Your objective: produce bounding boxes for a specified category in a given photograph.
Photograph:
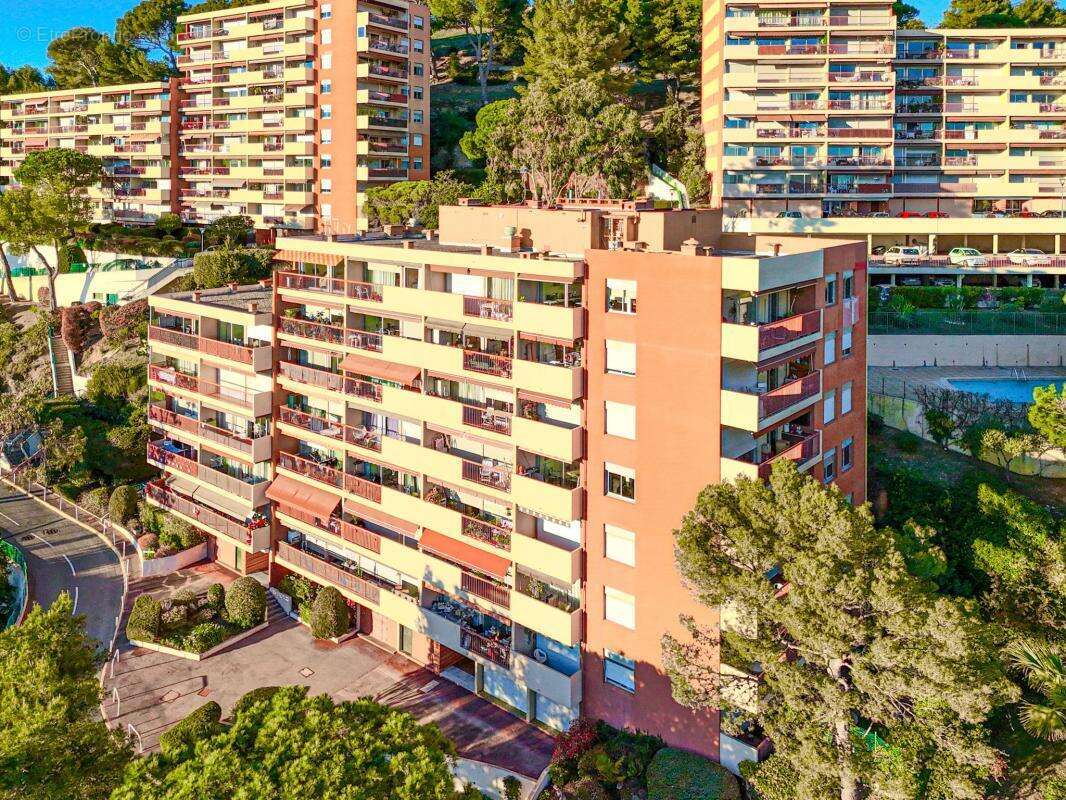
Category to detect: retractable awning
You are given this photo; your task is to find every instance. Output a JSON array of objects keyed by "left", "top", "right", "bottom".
[
  {"left": 274, "top": 250, "right": 343, "bottom": 267},
  {"left": 339, "top": 352, "right": 421, "bottom": 385},
  {"left": 346, "top": 499, "right": 418, "bottom": 535},
  {"left": 420, "top": 528, "right": 511, "bottom": 579},
  {"left": 266, "top": 474, "right": 340, "bottom": 519}
]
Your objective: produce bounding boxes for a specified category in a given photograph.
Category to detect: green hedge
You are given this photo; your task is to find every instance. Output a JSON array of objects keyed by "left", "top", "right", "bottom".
[
  {"left": 869, "top": 285, "right": 1064, "bottom": 313},
  {"left": 646, "top": 748, "right": 741, "bottom": 800},
  {"left": 108, "top": 485, "right": 139, "bottom": 525},
  {"left": 185, "top": 623, "right": 226, "bottom": 654},
  {"left": 126, "top": 594, "right": 162, "bottom": 642},
  {"left": 225, "top": 577, "right": 266, "bottom": 629},
  {"left": 231, "top": 686, "right": 283, "bottom": 717},
  {"left": 158, "top": 701, "right": 223, "bottom": 760},
  {"left": 310, "top": 586, "right": 350, "bottom": 639}
]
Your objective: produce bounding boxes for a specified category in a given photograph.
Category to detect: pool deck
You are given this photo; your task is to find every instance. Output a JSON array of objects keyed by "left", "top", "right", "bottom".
[{"left": 869, "top": 366, "right": 1066, "bottom": 401}]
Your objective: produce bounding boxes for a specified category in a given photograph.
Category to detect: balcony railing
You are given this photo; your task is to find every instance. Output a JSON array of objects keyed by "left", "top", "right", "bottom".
[
  {"left": 460, "top": 626, "right": 510, "bottom": 666},
  {"left": 461, "top": 458, "right": 512, "bottom": 492},
  {"left": 742, "top": 428, "right": 821, "bottom": 479},
  {"left": 758, "top": 372, "right": 821, "bottom": 418},
  {"left": 460, "top": 514, "right": 512, "bottom": 550},
  {"left": 279, "top": 316, "right": 345, "bottom": 345},
  {"left": 461, "top": 572, "right": 511, "bottom": 608},
  {"left": 278, "top": 361, "right": 345, "bottom": 392},
  {"left": 149, "top": 365, "right": 264, "bottom": 411},
  {"left": 461, "top": 404, "right": 512, "bottom": 435},
  {"left": 146, "top": 480, "right": 262, "bottom": 546},
  {"left": 148, "top": 325, "right": 268, "bottom": 367},
  {"left": 463, "top": 350, "right": 512, "bottom": 378},
  {"left": 278, "top": 407, "right": 383, "bottom": 453},
  {"left": 345, "top": 472, "right": 383, "bottom": 504},
  {"left": 276, "top": 541, "right": 382, "bottom": 604},
  {"left": 279, "top": 451, "right": 344, "bottom": 490},
  {"left": 147, "top": 441, "right": 199, "bottom": 477},
  {"left": 277, "top": 504, "right": 383, "bottom": 554}
]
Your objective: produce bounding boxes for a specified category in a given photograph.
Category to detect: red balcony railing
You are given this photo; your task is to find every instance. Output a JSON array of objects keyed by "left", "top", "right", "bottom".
[
  {"left": 461, "top": 459, "right": 512, "bottom": 492},
  {"left": 279, "top": 451, "right": 344, "bottom": 489},
  {"left": 461, "top": 404, "right": 512, "bottom": 435},
  {"left": 146, "top": 481, "right": 259, "bottom": 546},
  {"left": 758, "top": 372, "right": 822, "bottom": 418},
  {"left": 756, "top": 429, "right": 820, "bottom": 479},
  {"left": 463, "top": 350, "right": 512, "bottom": 378},
  {"left": 346, "top": 331, "right": 384, "bottom": 352},
  {"left": 345, "top": 472, "right": 383, "bottom": 504},
  {"left": 460, "top": 514, "right": 512, "bottom": 550},
  {"left": 280, "top": 317, "right": 345, "bottom": 345},
  {"left": 346, "top": 281, "right": 384, "bottom": 302},
  {"left": 147, "top": 441, "right": 199, "bottom": 477},
  {"left": 276, "top": 541, "right": 381, "bottom": 604},
  {"left": 345, "top": 377, "right": 384, "bottom": 402},
  {"left": 461, "top": 572, "right": 511, "bottom": 608},
  {"left": 148, "top": 325, "right": 199, "bottom": 350},
  {"left": 756, "top": 309, "right": 821, "bottom": 351},
  {"left": 278, "top": 361, "right": 345, "bottom": 393},
  {"left": 276, "top": 504, "right": 383, "bottom": 554}
]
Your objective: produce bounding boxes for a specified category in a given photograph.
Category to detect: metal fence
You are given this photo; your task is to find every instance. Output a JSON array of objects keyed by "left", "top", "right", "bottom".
[{"left": 870, "top": 310, "right": 1066, "bottom": 336}]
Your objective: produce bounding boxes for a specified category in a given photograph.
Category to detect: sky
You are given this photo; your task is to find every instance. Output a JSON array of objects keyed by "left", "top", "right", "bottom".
[{"left": 0, "top": 0, "right": 955, "bottom": 70}]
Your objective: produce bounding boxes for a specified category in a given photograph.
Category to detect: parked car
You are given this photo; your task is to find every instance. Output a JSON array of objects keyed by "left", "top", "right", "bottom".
[
  {"left": 870, "top": 211, "right": 890, "bottom": 218},
  {"left": 925, "top": 211, "right": 948, "bottom": 218},
  {"left": 1007, "top": 248, "right": 1051, "bottom": 266},
  {"left": 948, "top": 247, "right": 987, "bottom": 267},
  {"left": 898, "top": 276, "right": 923, "bottom": 286},
  {"left": 776, "top": 210, "right": 804, "bottom": 218},
  {"left": 895, "top": 210, "right": 923, "bottom": 218},
  {"left": 883, "top": 246, "right": 925, "bottom": 265},
  {"left": 871, "top": 245, "right": 887, "bottom": 255},
  {"left": 931, "top": 277, "right": 957, "bottom": 287}
]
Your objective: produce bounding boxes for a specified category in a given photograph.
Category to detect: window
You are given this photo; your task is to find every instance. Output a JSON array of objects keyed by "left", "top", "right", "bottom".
[
  {"left": 413, "top": 133, "right": 423, "bottom": 146},
  {"left": 605, "top": 463, "right": 636, "bottom": 501},
  {"left": 605, "top": 587, "right": 636, "bottom": 629},
  {"left": 605, "top": 401, "right": 636, "bottom": 440},
  {"left": 320, "top": 79, "right": 332, "bottom": 94},
  {"left": 823, "top": 448, "right": 836, "bottom": 482},
  {"left": 321, "top": 3, "right": 331, "bottom": 18},
  {"left": 321, "top": 53, "right": 332, "bottom": 69},
  {"left": 843, "top": 269, "right": 854, "bottom": 299},
  {"left": 320, "top": 178, "right": 331, "bottom": 193},
  {"left": 413, "top": 87, "right": 423, "bottom": 100},
  {"left": 320, "top": 104, "right": 331, "bottom": 119},
  {"left": 824, "top": 273, "right": 837, "bottom": 305},
  {"left": 321, "top": 203, "right": 332, "bottom": 218},
  {"left": 321, "top": 29, "right": 332, "bottom": 44},
  {"left": 413, "top": 158, "right": 423, "bottom": 170},
  {"left": 841, "top": 380, "right": 853, "bottom": 415},
  {"left": 605, "top": 524, "right": 636, "bottom": 566},
  {"left": 604, "top": 649, "right": 636, "bottom": 692},
  {"left": 824, "top": 331, "right": 836, "bottom": 365},
  {"left": 606, "top": 278, "right": 637, "bottom": 313},
  {"left": 320, "top": 154, "right": 332, "bottom": 168},
  {"left": 321, "top": 128, "right": 332, "bottom": 144},
  {"left": 823, "top": 389, "right": 836, "bottom": 424},
  {"left": 842, "top": 326, "right": 853, "bottom": 356},
  {"left": 414, "top": 64, "right": 424, "bottom": 76},
  {"left": 606, "top": 340, "right": 636, "bottom": 375},
  {"left": 413, "top": 110, "right": 423, "bottom": 123},
  {"left": 414, "top": 40, "right": 424, "bottom": 52},
  {"left": 841, "top": 438, "right": 853, "bottom": 472},
  {"left": 398, "top": 624, "right": 413, "bottom": 654},
  {"left": 414, "top": 14, "right": 425, "bottom": 28}
]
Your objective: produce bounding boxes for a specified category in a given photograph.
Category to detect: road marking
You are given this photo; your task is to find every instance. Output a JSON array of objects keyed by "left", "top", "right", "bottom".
[
  {"left": 72, "top": 586, "right": 78, "bottom": 615},
  {"left": 62, "top": 554, "right": 76, "bottom": 576},
  {"left": 0, "top": 510, "right": 20, "bottom": 526}
]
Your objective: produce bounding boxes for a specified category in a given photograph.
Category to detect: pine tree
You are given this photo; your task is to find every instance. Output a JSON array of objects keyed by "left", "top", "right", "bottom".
[
  {"left": 662, "top": 461, "right": 1018, "bottom": 800},
  {"left": 1014, "top": 0, "right": 1066, "bottom": 25},
  {"left": 939, "top": 0, "right": 1021, "bottom": 27}
]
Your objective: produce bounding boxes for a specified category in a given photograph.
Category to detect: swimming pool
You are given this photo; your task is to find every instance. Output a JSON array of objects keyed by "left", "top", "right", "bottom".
[{"left": 946, "top": 378, "right": 1063, "bottom": 404}]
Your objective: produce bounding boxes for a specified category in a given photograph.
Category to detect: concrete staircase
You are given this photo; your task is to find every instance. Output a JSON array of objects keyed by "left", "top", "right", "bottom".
[
  {"left": 49, "top": 335, "right": 75, "bottom": 397},
  {"left": 266, "top": 591, "right": 288, "bottom": 625}
]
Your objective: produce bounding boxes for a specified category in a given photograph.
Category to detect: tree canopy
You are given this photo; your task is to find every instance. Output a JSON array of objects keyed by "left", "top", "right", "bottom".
[
  {"left": 1029, "top": 384, "right": 1066, "bottom": 449},
  {"left": 624, "top": 0, "right": 701, "bottom": 89},
  {"left": 938, "top": 0, "right": 1066, "bottom": 26},
  {"left": 0, "top": 593, "right": 132, "bottom": 800},
  {"left": 663, "top": 462, "right": 1018, "bottom": 800},
  {"left": 431, "top": 0, "right": 524, "bottom": 105},
  {"left": 363, "top": 171, "right": 476, "bottom": 229},
  {"left": 46, "top": 27, "right": 167, "bottom": 89},
  {"left": 110, "top": 686, "right": 461, "bottom": 800},
  {"left": 116, "top": 0, "right": 185, "bottom": 74}
]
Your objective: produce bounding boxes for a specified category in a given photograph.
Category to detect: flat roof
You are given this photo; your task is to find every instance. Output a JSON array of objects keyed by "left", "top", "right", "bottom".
[
  {"left": 158, "top": 283, "right": 272, "bottom": 312},
  {"left": 286, "top": 232, "right": 582, "bottom": 262},
  {"left": 1, "top": 82, "right": 170, "bottom": 103}
]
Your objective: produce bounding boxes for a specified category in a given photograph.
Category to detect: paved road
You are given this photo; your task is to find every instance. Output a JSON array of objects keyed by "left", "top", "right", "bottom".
[{"left": 0, "top": 484, "right": 124, "bottom": 650}]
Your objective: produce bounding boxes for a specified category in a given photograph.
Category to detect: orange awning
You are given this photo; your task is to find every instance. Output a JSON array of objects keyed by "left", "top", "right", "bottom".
[
  {"left": 420, "top": 528, "right": 511, "bottom": 579},
  {"left": 266, "top": 474, "right": 340, "bottom": 519},
  {"left": 340, "top": 353, "right": 421, "bottom": 385},
  {"left": 346, "top": 499, "right": 418, "bottom": 535},
  {"left": 274, "top": 250, "right": 343, "bottom": 267}
]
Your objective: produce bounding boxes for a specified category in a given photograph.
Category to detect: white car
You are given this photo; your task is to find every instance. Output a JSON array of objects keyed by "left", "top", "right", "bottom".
[
  {"left": 1007, "top": 248, "right": 1051, "bottom": 266},
  {"left": 883, "top": 246, "right": 925, "bottom": 265},
  {"left": 776, "top": 210, "right": 803, "bottom": 219},
  {"left": 948, "top": 247, "right": 987, "bottom": 267}
]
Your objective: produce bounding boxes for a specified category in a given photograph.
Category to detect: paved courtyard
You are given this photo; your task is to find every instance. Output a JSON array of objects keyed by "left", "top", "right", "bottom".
[{"left": 104, "top": 566, "right": 554, "bottom": 779}]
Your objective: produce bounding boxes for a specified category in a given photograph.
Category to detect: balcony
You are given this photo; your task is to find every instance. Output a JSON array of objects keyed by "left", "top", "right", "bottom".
[
  {"left": 146, "top": 480, "right": 269, "bottom": 550},
  {"left": 425, "top": 595, "right": 512, "bottom": 667},
  {"left": 511, "top": 469, "right": 583, "bottom": 524},
  {"left": 147, "top": 405, "right": 270, "bottom": 462},
  {"left": 721, "top": 309, "right": 822, "bottom": 362},
  {"left": 147, "top": 441, "right": 269, "bottom": 505},
  {"left": 147, "top": 325, "right": 272, "bottom": 372},
  {"left": 423, "top": 481, "right": 513, "bottom": 551},
  {"left": 148, "top": 364, "right": 272, "bottom": 417},
  {"left": 721, "top": 372, "right": 822, "bottom": 432},
  {"left": 276, "top": 504, "right": 383, "bottom": 554},
  {"left": 278, "top": 407, "right": 383, "bottom": 454},
  {"left": 512, "top": 575, "right": 581, "bottom": 647},
  {"left": 275, "top": 540, "right": 383, "bottom": 606},
  {"left": 720, "top": 427, "right": 822, "bottom": 483}
]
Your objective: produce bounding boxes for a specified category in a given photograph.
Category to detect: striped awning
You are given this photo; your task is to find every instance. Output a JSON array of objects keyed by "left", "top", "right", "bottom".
[{"left": 274, "top": 250, "right": 343, "bottom": 267}]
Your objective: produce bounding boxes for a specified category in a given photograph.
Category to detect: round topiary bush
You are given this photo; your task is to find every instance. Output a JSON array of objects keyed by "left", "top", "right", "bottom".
[
  {"left": 109, "top": 484, "right": 139, "bottom": 525},
  {"left": 206, "top": 583, "right": 225, "bottom": 611},
  {"left": 161, "top": 604, "right": 189, "bottom": 629},
  {"left": 160, "top": 515, "right": 204, "bottom": 551},
  {"left": 172, "top": 588, "right": 198, "bottom": 607},
  {"left": 126, "top": 594, "right": 162, "bottom": 642},
  {"left": 232, "top": 686, "right": 283, "bottom": 717},
  {"left": 310, "top": 585, "right": 350, "bottom": 640},
  {"left": 185, "top": 622, "right": 226, "bottom": 654},
  {"left": 646, "top": 747, "right": 741, "bottom": 800},
  {"left": 225, "top": 577, "right": 266, "bottom": 629},
  {"left": 158, "top": 701, "right": 223, "bottom": 760}
]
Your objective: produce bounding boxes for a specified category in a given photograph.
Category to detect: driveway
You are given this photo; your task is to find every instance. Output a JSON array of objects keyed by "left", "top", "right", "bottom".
[
  {"left": 0, "top": 484, "right": 124, "bottom": 650},
  {"left": 104, "top": 570, "right": 555, "bottom": 779}
]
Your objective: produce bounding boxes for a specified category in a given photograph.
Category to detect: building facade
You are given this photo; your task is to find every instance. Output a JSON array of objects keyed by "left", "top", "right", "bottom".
[
  {"left": 702, "top": 5, "right": 1066, "bottom": 256},
  {"left": 0, "top": 0, "right": 431, "bottom": 237},
  {"left": 146, "top": 201, "right": 867, "bottom": 761},
  {"left": 0, "top": 81, "right": 179, "bottom": 224}
]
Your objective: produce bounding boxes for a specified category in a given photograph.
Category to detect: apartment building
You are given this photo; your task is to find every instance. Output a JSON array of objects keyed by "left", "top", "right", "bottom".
[
  {"left": 702, "top": 4, "right": 1066, "bottom": 256},
  {"left": 146, "top": 284, "right": 275, "bottom": 575},
  {"left": 196, "top": 199, "right": 866, "bottom": 758},
  {"left": 0, "top": 81, "right": 179, "bottom": 224},
  {"left": 175, "top": 0, "right": 431, "bottom": 235}
]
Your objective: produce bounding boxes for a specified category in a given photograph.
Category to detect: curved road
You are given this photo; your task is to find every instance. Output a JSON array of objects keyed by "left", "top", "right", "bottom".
[{"left": 0, "top": 483, "right": 124, "bottom": 649}]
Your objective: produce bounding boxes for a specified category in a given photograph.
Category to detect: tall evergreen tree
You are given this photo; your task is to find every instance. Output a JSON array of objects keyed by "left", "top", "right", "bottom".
[
  {"left": 46, "top": 28, "right": 166, "bottom": 89},
  {"left": 116, "top": 0, "right": 186, "bottom": 75},
  {"left": 939, "top": 0, "right": 1021, "bottom": 27},
  {"left": 430, "top": 0, "right": 521, "bottom": 106},
  {"left": 625, "top": 0, "right": 701, "bottom": 90},
  {"left": 662, "top": 462, "right": 1018, "bottom": 800},
  {"left": 1014, "top": 0, "right": 1066, "bottom": 24}
]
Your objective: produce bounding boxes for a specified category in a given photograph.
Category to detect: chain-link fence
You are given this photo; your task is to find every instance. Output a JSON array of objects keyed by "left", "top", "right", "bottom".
[{"left": 870, "top": 311, "right": 1066, "bottom": 336}]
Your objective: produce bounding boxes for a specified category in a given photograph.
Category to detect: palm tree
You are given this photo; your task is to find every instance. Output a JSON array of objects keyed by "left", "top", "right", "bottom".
[{"left": 1005, "top": 640, "right": 1066, "bottom": 742}]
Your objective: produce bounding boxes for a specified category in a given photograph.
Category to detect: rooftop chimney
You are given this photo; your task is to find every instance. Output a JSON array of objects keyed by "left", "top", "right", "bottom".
[
  {"left": 772, "top": 243, "right": 783, "bottom": 257},
  {"left": 249, "top": 301, "right": 258, "bottom": 313},
  {"left": 680, "top": 238, "right": 700, "bottom": 256},
  {"left": 480, "top": 244, "right": 494, "bottom": 255},
  {"left": 402, "top": 240, "right": 416, "bottom": 249}
]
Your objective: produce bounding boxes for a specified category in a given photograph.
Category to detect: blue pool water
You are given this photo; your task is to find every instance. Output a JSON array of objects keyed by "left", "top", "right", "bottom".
[{"left": 946, "top": 379, "right": 1064, "bottom": 404}]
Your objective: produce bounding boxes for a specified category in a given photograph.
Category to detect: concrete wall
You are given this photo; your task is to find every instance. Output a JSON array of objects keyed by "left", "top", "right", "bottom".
[
  {"left": 870, "top": 336, "right": 1065, "bottom": 367},
  {"left": 452, "top": 758, "right": 536, "bottom": 800}
]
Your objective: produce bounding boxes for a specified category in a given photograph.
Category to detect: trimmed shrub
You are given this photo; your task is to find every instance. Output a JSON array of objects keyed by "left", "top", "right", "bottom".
[
  {"left": 172, "top": 588, "right": 198, "bottom": 607},
  {"left": 186, "top": 622, "right": 226, "bottom": 654},
  {"left": 158, "top": 701, "right": 223, "bottom": 760},
  {"left": 126, "top": 594, "right": 162, "bottom": 642},
  {"left": 155, "top": 213, "right": 183, "bottom": 235},
  {"left": 646, "top": 748, "right": 741, "bottom": 800},
  {"left": 160, "top": 515, "right": 204, "bottom": 551},
  {"left": 278, "top": 573, "right": 315, "bottom": 606},
  {"left": 79, "top": 486, "right": 110, "bottom": 517},
  {"left": 206, "top": 583, "right": 225, "bottom": 611},
  {"left": 161, "top": 604, "right": 189, "bottom": 629},
  {"left": 225, "top": 577, "right": 266, "bottom": 629},
  {"left": 231, "top": 686, "right": 283, "bottom": 717},
  {"left": 109, "top": 484, "right": 139, "bottom": 525},
  {"left": 310, "top": 585, "right": 350, "bottom": 639}
]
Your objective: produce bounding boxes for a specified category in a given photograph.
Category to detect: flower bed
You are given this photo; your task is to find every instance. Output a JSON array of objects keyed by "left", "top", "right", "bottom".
[{"left": 125, "top": 577, "right": 267, "bottom": 659}]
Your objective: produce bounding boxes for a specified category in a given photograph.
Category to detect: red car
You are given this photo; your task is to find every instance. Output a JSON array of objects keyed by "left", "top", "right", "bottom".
[
  {"left": 925, "top": 211, "right": 948, "bottom": 218},
  {"left": 896, "top": 210, "right": 922, "bottom": 218}
]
